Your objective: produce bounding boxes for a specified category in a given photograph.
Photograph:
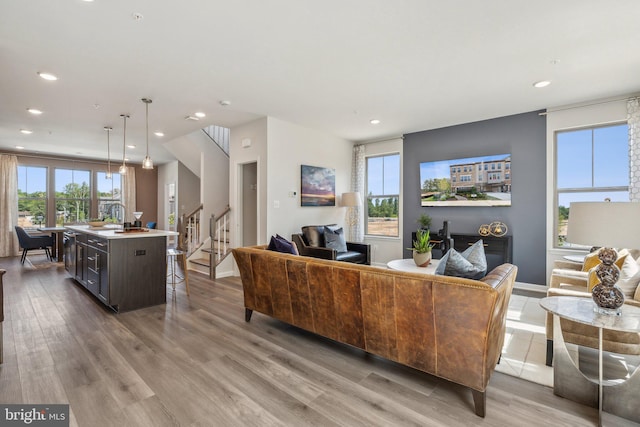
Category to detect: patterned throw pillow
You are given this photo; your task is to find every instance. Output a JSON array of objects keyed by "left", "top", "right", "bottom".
[
  {"left": 324, "top": 226, "right": 347, "bottom": 253},
  {"left": 435, "top": 240, "right": 487, "bottom": 279}
]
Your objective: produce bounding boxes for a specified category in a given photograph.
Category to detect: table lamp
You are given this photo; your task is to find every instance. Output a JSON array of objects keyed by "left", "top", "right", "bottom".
[
  {"left": 341, "top": 192, "right": 362, "bottom": 241},
  {"left": 566, "top": 201, "right": 640, "bottom": 315}
]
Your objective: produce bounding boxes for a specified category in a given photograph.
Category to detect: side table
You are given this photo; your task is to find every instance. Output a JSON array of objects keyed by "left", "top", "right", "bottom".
[
  {"left": 386, "top": 258, "right": 440, "bottom": 275},
  {"left": 540, "top": 296, "right": 640, "bottom": 426}
]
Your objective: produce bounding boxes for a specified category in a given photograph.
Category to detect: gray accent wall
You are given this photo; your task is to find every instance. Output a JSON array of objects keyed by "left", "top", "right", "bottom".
[{"left": 403, "top": 111, "right": 546, "bottom": 284}]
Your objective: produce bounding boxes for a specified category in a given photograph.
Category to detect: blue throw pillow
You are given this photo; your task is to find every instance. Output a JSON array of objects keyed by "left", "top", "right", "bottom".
[
  {"left": 435, "top": 239, "right": 487, "bottom": 279},
  {"left": 267, "top": 234, "right": 298, "bottom": 255},
  {"left": 324, "top": 226, "right": 347, "bottom": 253}
]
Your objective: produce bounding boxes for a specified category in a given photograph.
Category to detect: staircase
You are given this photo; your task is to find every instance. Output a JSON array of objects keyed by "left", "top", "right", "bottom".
[{"left": 189, "top": 206, "right": 232, "bottom": 279}]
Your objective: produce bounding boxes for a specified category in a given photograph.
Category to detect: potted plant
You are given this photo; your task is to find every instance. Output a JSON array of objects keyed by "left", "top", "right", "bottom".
[
  {"left": 407, "top": 228, "right": 434, "bottom": 267},
  {"left": 417, "top": 213, "right": 432, "bottom": 230}
]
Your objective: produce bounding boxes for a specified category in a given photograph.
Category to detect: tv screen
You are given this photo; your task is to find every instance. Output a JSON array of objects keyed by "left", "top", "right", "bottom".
[{"left": 419, "top": 154, "right": 511, "bottom": 207}]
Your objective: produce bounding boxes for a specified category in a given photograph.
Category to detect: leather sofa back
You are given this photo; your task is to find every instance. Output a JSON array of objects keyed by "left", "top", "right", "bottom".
[{"left": 232, "top": 246, "right": 517, "bottom": 393}]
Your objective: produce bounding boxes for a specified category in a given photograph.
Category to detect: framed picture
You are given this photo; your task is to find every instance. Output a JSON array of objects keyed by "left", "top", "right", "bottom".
[{"left": 301, "top": 165, "right": 335, "bottom": 206}]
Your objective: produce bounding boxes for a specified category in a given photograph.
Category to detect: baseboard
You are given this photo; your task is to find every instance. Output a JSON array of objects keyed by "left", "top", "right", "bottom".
[{"left": 514, "top": 281, "right": 546, "bottom": 298}]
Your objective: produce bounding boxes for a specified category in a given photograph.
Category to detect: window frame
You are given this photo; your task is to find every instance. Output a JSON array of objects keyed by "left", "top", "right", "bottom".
[
  {"left": 54, "top": 167, "right": 92, "bottom": 225},
  {"left": 553, "top": 122, "right": 629, "bottom": 248},
  {"left": 17, "top": 165, "right": 48, "bottom": 229},
  {"left": 365, "top": 152, "right": 400, "bottom": 237}
]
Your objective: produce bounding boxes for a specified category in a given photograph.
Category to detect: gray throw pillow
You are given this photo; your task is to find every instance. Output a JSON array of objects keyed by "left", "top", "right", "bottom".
[
  {"left": 324, "top": 226, "right": 347, "bottom": 253},
  {"left": 435, "top": 239, "right": 487, "bottom": 279}
]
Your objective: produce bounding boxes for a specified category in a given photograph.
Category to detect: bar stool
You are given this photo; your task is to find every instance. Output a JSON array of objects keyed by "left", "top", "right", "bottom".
[{"left": 167, "top": 248, "right": 190, "bottom": 295}]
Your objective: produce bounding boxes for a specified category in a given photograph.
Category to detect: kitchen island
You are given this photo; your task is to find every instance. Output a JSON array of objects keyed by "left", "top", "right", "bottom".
[{"left": 64, "top": 225, "right": 178, "bottom": 312}]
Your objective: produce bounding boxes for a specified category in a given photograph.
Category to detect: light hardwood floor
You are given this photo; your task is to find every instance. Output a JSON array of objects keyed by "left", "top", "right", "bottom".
[{"left": 0, "top": 254, "right": 601, "bottom": 426}]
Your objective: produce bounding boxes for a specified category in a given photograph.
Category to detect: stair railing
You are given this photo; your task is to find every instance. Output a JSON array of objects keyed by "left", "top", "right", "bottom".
[
  {"left": 209, "top": 205, "right": 231, "bottom": 278},
  {"left": 178, "top": 203, "right": 204, "bottom": 256}
]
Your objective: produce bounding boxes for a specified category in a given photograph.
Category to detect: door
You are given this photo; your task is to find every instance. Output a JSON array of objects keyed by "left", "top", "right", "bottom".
[{"left": 241, "top": 162, "right": 257, "bottom": 246}]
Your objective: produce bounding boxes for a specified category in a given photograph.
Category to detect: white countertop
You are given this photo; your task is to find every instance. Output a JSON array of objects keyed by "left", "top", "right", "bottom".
[{"left": 65, "top": 225, "right": 178, "bottom": 239}]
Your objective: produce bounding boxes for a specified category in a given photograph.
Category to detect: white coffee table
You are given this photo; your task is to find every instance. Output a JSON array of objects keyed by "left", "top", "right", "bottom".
[{"left": 387, "top": 258, "right": 440, "bottom": 275}]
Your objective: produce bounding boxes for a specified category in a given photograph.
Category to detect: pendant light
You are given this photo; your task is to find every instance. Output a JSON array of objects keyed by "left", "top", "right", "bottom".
[
  {"left": 141, "top": 98, "right": 153, "bottom": 169},
  {"left": 119, "top": 114, "right": 129, "bottom": 175},
  {"left": 104, "top": 126, "right": 113, "bottom": 179}
]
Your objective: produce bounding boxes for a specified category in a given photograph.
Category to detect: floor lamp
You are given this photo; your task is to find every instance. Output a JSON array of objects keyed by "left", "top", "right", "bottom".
[{"left": 341, "top": 192, "right": 362, "bottom": 242}]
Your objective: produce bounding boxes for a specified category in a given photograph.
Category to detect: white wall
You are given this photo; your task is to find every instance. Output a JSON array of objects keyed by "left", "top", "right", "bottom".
[
  {"left": 229, "top": 116, "right": 353, "bottom": 250},
  {"left": 266, "top": 117, "right": 353, "bottom": 241},
  {"left": 362, "top": 138, "right": 404, "bottom": 266},
  {"left": 545, "top": 97, "right": 628, "bottom": 282},
  {"left": 229, "top": 117, "right": 268, "bottom": 248}
]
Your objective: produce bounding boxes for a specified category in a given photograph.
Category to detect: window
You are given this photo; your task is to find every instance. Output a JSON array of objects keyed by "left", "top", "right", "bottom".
[
  {"left": 555, "top": 123, "right": 629, "bottom": 247},
  {"left": 97, "top": 172, "right": 123, "bottom": 222},
  {"left": 55, "top": 168, "right": 91, "bottom": 225},
  {"left": 366, "top": 153, "right": 400, "bottom": 237},
  {"left": 18, "top": 165, "right": 47, "bottom": 228}
]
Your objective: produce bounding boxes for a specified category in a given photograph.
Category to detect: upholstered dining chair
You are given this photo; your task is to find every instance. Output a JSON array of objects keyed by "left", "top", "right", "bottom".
[{"left": 14, "top": 226, "right": 54, "bottom": 264}]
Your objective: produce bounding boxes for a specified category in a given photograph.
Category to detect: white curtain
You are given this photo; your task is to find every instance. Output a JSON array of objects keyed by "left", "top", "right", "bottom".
[
  {"left": 350, "top": 144, "right": 366, "bottom": 241},
  {"left": 122, "top": 166, "right": 136, "bottom": 223},
  {"left": 0, "top": 154, "right": 19, "bottom": 257},
  {"left": 627, "top": 97, "right": 640, "bottom": 202}
]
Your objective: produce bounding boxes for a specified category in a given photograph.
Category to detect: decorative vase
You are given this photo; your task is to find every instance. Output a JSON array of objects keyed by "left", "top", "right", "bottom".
[
  {"left": 413, "top": 250, "right": 432, "bottom": 267},
  {"left": 592, "top": 247, "right": 624, "bottom": 315}
]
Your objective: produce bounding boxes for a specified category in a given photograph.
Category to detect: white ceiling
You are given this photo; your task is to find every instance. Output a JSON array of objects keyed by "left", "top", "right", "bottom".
[{"left": 1, "top": 1, "right": 640, "bottom": 165}]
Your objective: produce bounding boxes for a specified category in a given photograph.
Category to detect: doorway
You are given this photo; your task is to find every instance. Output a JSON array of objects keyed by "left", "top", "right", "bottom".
[{"left": 240, "top": 162, "right": 257, "bottom": 246}]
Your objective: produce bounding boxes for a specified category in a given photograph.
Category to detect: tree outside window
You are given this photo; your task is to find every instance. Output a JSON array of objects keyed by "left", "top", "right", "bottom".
[
  {"left": 97, "top": 172, "right": 123, "bottom": 222},
  {"left": 18, "top": 165, "right": 47, "bottom": 228},
  {"left": 55, "top": 169, "right": 91, "bottom": 225},
  {"left": 366, "top": 153, "right": 400, "bottom": 237}
]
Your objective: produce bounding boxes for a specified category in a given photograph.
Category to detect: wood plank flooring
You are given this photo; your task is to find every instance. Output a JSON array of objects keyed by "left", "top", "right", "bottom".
[{"left": 0, "top": 254, "right": 603, "bottom": 426}]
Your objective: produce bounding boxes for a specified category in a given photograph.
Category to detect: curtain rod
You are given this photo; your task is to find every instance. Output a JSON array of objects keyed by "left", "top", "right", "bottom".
[
  {"left": 538, "top": 95, "right": 638, "bottom": 116},
  {"left": 1, "top": 151, "right": 109, "bottom": 166}
]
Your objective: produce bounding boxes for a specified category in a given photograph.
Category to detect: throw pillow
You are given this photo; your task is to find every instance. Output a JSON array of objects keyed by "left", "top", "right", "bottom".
[
  {"left": 324, "top": 226, "right": 347, "bottom": 253},
  {"left": 618, "top": 255, "right": 640, "bottom": 298},
  {"left": 301, "top": 225, "right": 325, "bottom": 247},
  {"left": 435, "top": 240, "right": 487, "bottom": 279},
  {"left": 582, "top": 248, "right": 629, "bottom": 272},
  {"left": 267, "top": 234, "right": 298, "bottom": 255}
]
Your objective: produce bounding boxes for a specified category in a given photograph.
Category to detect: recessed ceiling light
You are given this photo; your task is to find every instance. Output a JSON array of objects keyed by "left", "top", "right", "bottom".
[
  {"left": 533, "top": 80, "right": 551, "bottom": 88},
  {"left": 220, "top": 100, "right": 231, "bottom": 107},
  {"left": 15, "top": 146, "right": 25, "bottom": 150},
  {"left": 154, "top": 132, "right": 164, "bottom": 137},
  {"left": 38, "top": 72, "right": 58, "bottom": 81},
  {"left": 132, "top": 12, "right": 144, "bottom": 21},
  {"left": 27, "top": 108, "right": 43, "bottom": 115},
  {"left": 185, "top": 116, "right": 200, "bottom": 121},
  {"left": 127, "top": 145, "right": 136, "bottom": 149},
  {"left": 20, "top": 129, "right": 33, "bottom": 134},
  {"left": 194, "top": 112, "right": 206, "bottom": 118},
  {"left": 370, "top": 119, "right": 381, "bottom": 125}
]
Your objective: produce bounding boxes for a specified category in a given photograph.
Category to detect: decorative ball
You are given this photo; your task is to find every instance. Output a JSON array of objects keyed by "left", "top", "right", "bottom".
[
  {"left": 596, "top": 263, "right": 620, "bottom": 286},
  {"left": 598, "top": 247, "right": 617, "bottom": 265}
]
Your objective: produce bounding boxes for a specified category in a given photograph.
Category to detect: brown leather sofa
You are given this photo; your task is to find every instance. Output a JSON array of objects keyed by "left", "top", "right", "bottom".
[{"left": 232, "top": 245, "right": 517, "bottom": 417}]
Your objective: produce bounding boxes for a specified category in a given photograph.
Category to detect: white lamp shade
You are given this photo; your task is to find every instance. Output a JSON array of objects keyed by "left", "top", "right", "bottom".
[
  {"left": 566, "top": 202, "right": 640, "bottom": 249},
  {"left": 341, "top": 192, "right": 362, "bottom": 207}
]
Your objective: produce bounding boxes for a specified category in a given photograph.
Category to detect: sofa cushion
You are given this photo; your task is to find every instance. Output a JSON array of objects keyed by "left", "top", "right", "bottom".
[
  {"left": 324, "top": 226, "right": 347, "bottom": 252},
  {"left": 267, "top": 234, "right": 298, "bottom": 255},
  {"left": 336, "top": 250, "right": 367, "bottom": 264},
  {"left": 435, "top": 240, "right": 487, "bottom": 279}
]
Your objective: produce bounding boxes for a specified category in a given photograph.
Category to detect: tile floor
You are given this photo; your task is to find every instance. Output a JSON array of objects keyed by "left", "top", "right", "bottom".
[{"left": 496, "top": 294, "right": 554, "bottom": 387}]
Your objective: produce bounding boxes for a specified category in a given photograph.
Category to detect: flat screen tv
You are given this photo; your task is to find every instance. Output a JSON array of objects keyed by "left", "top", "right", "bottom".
[{"left": 419, "top": 154, "right": 511, "bottom": 207}]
